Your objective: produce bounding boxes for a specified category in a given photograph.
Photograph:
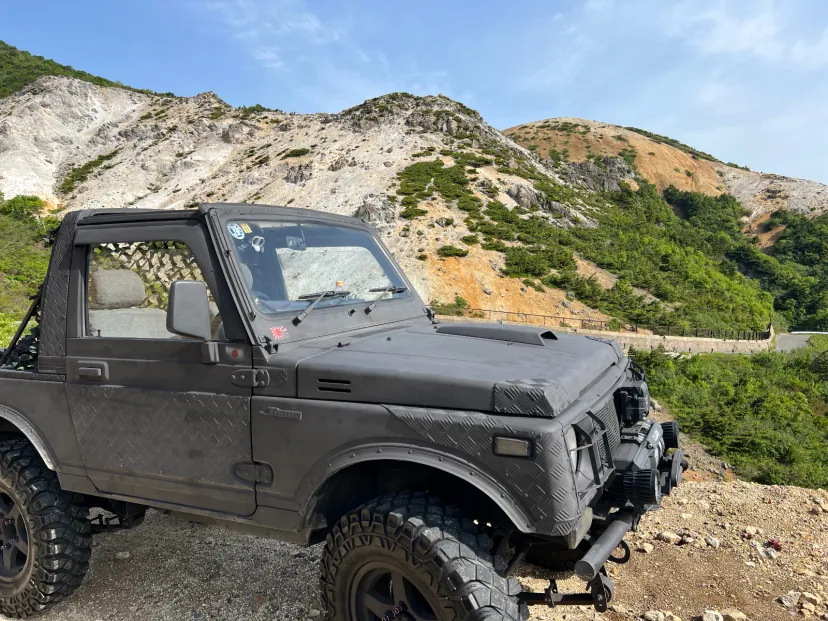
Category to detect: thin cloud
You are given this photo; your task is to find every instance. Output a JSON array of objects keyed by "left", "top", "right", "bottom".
[
  {"left": 667, "top": 0, "right": 785, "bottom": 60},
  {"left": 791, "top": 27, "right": 828, "bottom": 69}
]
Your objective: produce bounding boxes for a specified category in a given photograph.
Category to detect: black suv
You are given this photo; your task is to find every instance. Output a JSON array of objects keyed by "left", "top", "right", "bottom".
[{"left": 0, "top": 204, "right": 683, "bottom": 619}]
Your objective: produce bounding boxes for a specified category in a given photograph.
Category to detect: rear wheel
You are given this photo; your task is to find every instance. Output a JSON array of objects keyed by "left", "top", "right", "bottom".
[
  {"left": 0, "top": 439, "right": 91, "bottom": 617},
  {"left": 320, "top": 491, "right": 527, "bottom": 621}
]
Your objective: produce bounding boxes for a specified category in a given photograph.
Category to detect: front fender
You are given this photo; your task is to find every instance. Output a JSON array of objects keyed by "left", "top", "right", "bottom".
[{"left": 300, "top": 441, "right": 536, "bottom": 532}]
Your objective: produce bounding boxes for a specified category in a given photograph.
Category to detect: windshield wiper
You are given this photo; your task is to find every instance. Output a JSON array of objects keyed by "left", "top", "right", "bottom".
[
  {"left": 294, "top": 290, "right": 351, "bottom": 324},
  {"left": 365, "top": 286, "right": 408, "bottom": 313}
]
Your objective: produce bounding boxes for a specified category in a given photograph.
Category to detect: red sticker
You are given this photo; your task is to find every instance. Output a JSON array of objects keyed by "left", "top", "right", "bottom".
[{"left": 270, "top": 326, "right": 289, "bottom": 340}]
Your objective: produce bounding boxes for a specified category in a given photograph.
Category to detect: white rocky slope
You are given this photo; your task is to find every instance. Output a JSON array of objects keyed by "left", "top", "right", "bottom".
[{"left": 0, "top": 76, "right": 607, "bottom": 317}]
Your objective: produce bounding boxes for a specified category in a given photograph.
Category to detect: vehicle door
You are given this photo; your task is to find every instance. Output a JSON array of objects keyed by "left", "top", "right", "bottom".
[{"left": 64, "top": 218, "right": 256, "bottom": 515}]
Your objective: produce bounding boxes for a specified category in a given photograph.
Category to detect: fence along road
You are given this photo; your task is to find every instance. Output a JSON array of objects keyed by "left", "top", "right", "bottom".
[{"left": 432, "top": 307, "right": 775, "bottom": 354}]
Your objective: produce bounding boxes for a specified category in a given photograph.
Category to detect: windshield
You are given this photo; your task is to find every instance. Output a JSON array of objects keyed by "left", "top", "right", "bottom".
[{"left": 224, "top": 220, "right": 409, "bottom": 315}]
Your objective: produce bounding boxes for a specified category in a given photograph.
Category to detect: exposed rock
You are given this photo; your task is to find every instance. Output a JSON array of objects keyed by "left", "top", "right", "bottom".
[
  {"left": 802, "top": 593, "right": 822, "bottom": 607},
  {"left": 114, "top": 550, "right": 131, "bottom": 561},
  {"left": 657, "top": 531, "right": 682, "bottom": 545},
  {"left": 284, "top": 164, "right": 312, "bottom": 184},
  {"left": 704, "top": 535, "right": 720, "bottom": 549},
  {"left": 702, "top": 612, "right": 723, "bottom": 621},
  {"left": 721, "top": 609, "right": 747, "bottom": 621},
  {"left": 506, "top": 183, "right": 541, "bottom": 210},
  {"left": 221, "top": 123, "right": 252, "bottom": 144},
  {"left": 327, "top": 156, "right": 351, "bottom": 171},
  {"left": 778, "top": 591, "right": 801, "bottom": 609},
  {"left": 638, "top": 542, "right": 655, "bottom": 554},
  {"left": 564, "top": 156, "right": 634, "bottom": 192},
  {"left": 643, "top": 612, "right": 665, "bottom": 621},
  {"left": 352, "top": 196, "right": 395, "bottom": 229}
]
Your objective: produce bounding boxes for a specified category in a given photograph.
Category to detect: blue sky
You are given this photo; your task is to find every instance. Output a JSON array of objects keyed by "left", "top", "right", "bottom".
[{"left": 3, "top": 1, "right": 828, "bottom": 183}]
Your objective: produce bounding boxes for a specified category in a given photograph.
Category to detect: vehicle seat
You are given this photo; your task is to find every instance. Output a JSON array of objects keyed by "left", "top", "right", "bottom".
[{"left": 87, "top": 269, "right": 171, "bottom": 339}]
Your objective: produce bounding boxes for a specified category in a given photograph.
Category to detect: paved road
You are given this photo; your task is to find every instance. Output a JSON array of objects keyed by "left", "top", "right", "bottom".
[{"left": 776, "top": 333, "right": 817, "bottom": 352}]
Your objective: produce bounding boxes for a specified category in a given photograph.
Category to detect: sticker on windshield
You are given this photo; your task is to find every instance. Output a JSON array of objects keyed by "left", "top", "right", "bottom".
[
  {"left": 228, "top": 223, "right": 245, "bottom": 240},
  {"left": 270, "top": 326, "right": 289, "bottom": 340},
  {"left": 240, "top": 223, "right": 252, "bottom": 234}
]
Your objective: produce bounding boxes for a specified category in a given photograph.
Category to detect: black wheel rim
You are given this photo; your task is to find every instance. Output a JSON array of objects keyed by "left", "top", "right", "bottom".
[
  {"left": 350, "top": 562, "right": 440, "bottom": 621},
  {"left": 0, "top": 492, "right": 29, "bottom": 581}
]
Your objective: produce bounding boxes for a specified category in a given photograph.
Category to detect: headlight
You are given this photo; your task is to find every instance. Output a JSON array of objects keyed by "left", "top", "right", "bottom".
[{"left": 565, "top": 427, "right": 579, "bottom": 473}]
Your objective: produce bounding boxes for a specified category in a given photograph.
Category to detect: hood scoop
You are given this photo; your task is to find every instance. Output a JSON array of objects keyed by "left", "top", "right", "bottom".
[{"left": 435, "top": 323, "right": 557, "bottom": 346}]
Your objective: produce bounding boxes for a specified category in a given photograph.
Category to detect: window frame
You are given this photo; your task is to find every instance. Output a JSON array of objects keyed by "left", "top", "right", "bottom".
[{"left": 68, "top": 220, "right": 247, "bottom": 342}]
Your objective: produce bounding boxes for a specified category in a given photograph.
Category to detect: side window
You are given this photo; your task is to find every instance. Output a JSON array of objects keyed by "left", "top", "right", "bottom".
[{"left": 86, "top": 240, "right": 219, "bottom": 340}]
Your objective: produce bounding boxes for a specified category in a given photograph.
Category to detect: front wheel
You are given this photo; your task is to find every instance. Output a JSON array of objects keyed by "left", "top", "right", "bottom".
[
  {"left": 0, "top": 439, "right": 91, "bottom": 618},
  {"left": 320, "top": 491, "right": 527, "bottom": 621}
]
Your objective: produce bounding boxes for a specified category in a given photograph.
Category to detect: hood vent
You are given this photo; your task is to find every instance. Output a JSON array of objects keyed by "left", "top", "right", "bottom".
[
  {"left": 435, "top": 323, "right": 557, "bottom": 346},
  {"left": 317, "top": 378, "right": 351, "bottom": 393}
]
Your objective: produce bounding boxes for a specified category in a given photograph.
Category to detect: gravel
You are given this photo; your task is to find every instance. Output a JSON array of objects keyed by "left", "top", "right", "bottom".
[{"left": 8, "top": 510, "right": 324, "bottom": 621}]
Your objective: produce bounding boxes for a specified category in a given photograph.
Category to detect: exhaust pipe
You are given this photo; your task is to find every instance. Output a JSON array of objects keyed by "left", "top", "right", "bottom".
[{"left": 574, "top": 512, "right": 635, "bottom": 581}]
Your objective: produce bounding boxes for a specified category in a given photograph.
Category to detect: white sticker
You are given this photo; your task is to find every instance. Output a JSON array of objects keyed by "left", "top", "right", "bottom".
[{"left": 228, "top": 223, "right": 245, "bottom": 240}]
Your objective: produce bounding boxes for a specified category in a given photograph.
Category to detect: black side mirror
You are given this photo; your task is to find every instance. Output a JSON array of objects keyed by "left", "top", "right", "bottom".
[{"left": 167, "top": 280, "right": 212, "bottom": 341}]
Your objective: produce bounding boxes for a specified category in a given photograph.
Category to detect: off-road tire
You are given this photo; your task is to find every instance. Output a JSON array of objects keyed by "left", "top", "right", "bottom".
[
  {"left": 0, "top": 439, "right": 91, "bottom": 617},
  {"left": 320, "top": 491, "right": 527, "bottom": 621}
]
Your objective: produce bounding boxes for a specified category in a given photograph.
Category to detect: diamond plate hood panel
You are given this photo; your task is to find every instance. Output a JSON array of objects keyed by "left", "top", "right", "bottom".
[{"left": 297, "top": 323, "right": 621, "bottom": 415}]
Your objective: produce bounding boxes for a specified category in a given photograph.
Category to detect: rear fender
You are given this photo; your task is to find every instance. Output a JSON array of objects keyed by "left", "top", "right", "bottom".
[{"left": 0, "top": 405, "right": 59, "bottom": 471}]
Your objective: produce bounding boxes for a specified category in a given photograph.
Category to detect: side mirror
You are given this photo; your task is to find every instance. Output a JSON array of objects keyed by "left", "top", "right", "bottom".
[{"left": 167, "top": 280, "right": 212, "bottom": 341}]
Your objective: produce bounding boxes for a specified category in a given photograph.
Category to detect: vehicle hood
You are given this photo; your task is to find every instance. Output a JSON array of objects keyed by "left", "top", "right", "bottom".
[{"left": 296, "top": 323, "right": 624, "bottom": 416}]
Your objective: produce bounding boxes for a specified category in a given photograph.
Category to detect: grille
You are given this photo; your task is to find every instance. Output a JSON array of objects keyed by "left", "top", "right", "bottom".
[{"left": 594, "top": 399, "right": 621, "bottom": 465}]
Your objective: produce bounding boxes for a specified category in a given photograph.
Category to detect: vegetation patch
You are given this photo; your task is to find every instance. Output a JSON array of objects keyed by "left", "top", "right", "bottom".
[
  {"left": 431, "top": 296, "right": 469, "bottom": 316},
  {"left": 624, "top": 126, "right": 720, "bottom": 162},
  {"left": 282, "top": 148, "right": 310, "bottom": 159},
  {"left": 0, "top": 40, "right": 176, "bottom": 98},
  {"left": 59, "top": 150, "right": 120, "bottom": 194},
  {"left": 0, "top": 193, "right": 54, "bottom": 326},
  {"left": 634, "top": 341, "right": 828, "bottom": 489},
  {"left": 436, "top": 245, "right": 469, "bottom": 258}
]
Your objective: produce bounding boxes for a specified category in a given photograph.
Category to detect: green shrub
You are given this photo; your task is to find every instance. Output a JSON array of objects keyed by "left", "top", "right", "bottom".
[
  {"left": 431, "top": 295, "right": 469, "bottom": 316},
  {"left": 59, "top": 150, "right": 120, "bottom": 194},
  {"left": 461, "top": 234, "right": 479, "bottom": 245},
  {"left": 437, "top": 245, "right": 469, "bottom": 258},
  {"left": 399, "top": 205, "right": 428, "bottom": 220},
  {"left": 0, "top": 195, "right": 44, "bottom": 220},
  {"left": 282, "top": 148, "right": 310, "bottom": 159}
]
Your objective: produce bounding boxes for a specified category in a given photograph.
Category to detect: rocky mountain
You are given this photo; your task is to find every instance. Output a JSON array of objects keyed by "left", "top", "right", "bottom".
[
  {"left": 0, "top": 75, "right": 610, "bottom": 320},
  {"left": 504, "top": 118, "right": 828, "bottom": 225}
]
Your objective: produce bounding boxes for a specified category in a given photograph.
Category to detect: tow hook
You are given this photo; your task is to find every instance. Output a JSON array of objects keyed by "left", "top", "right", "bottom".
[{"left": 518, "top": 572, "right": 615, "bottom": 612}]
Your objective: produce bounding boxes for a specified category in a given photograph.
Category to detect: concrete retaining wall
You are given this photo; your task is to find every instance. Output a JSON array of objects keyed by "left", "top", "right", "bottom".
[{"left": 437, "top": 316, "right": 774, "bottom": 354}]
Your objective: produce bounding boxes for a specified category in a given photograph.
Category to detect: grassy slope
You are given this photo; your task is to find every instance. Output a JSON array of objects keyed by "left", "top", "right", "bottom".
[{"left": 0, "top": 39, "right": 173, "bottom": 99}]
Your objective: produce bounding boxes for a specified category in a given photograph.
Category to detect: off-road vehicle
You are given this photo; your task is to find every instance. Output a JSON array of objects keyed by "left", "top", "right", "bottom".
[{"left": 0, "top": 204, "right": 683, "bottom": 619}]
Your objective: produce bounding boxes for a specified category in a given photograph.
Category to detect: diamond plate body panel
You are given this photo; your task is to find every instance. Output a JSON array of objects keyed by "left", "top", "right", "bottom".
[
  {"left": 492, "top": 378, "right": 571, "bottom": 418},
  {"left": 388, "top": 405, "right": 582, "bottom": 537},
  {"left": 594, "top": 398, "right": 621, "bottom": 466},
  {"left": 68, "top": 385, "right": 250, "bottom": 489},
  {"left": 40, "top": 211, "right": 83, "bottom": 361}
]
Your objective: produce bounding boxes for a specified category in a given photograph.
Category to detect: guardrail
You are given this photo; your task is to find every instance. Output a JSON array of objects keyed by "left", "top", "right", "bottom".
[{"left": 431, "top": 307, "right": 772, "bottom": 341}]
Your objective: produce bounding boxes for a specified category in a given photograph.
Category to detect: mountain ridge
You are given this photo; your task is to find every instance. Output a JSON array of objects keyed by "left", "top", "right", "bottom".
[{"left": 504, "top": 117, "right": 828, "bottom": 223}]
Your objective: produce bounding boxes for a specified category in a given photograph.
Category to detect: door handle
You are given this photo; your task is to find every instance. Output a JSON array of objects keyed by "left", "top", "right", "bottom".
[{"left": 76, "top": 360, "right": 109, "bottom": 381}]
